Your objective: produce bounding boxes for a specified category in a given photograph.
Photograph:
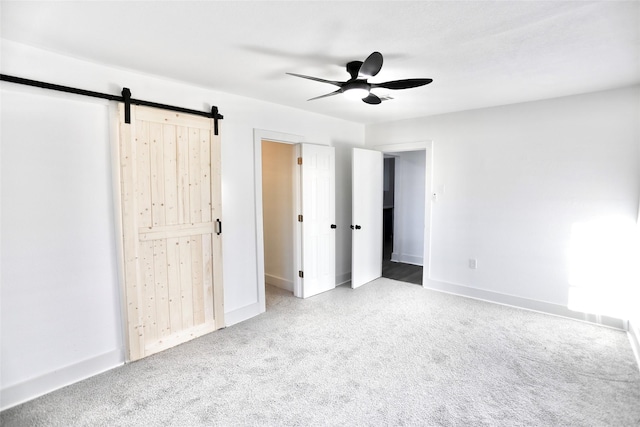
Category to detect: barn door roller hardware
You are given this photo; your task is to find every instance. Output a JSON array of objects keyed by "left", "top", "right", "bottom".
[{"left": 0, "top": 74, "right": 224, "bottom": 135}]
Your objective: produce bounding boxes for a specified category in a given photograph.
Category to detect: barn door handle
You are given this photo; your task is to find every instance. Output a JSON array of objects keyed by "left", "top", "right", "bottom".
[
  {"left": 331, "top": 224, "right": 337, "bottom": 229},
  {"left": 216, "top": 219, "right": 222, "bottom": 235}
]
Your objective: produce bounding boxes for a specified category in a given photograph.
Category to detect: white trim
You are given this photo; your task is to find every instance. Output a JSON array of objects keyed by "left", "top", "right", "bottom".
[
  {"left": 374, "top": 141, "right": 432, "bottom": 152},
  {"left": 0, "top": 349, "right": 124, "bottom": 411},
  {"left": 253, "top": 129, "right": 305, "bottom": 311},
  {"left": 423, "top": 278, "right": 627, "bottom": 330},
  {"left": 423, "top": 144, "right": 434, "bottom": 280},
  {"left": 265, "top": 274, "right": 294, "bottom": 292},
  {"left": 294, "top": 143, "right": 303, "bottom": 297},
  {"left": 374, "top": 140, "right": 434, "bottom": 283},
  {"left": 390, "top": 253, "right": 423, "bottom": 266},
  {"left": 336, "top": 272, "right": 351, "bottom": 287},
  {"left": 628, "top": 321, "right": 640, "bottom": 372},
  {"left": 224, "top": 301, "right": 264, "bottom": 327}
]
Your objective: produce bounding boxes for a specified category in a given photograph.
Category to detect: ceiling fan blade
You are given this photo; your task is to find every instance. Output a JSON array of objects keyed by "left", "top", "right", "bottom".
[
  {"left": 286, "top": 73, "right": 342, "bottom": 86},
  {"left": 358, "top": 52, "right": 383, "bottom": 78},
  {"left": 371, "top": 78, "right": 433, "bottom": 90},
  {"left": 308, "top": 89, "right": 343, "bottom": 101},
  {"left": 362, "top": 93, "right": 382, "bottom": 105}
]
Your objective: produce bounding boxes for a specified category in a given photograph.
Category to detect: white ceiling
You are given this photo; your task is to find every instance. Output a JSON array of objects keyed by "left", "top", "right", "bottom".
[{"left": 2, "top": 1, "right": 639, "bottom": 124}]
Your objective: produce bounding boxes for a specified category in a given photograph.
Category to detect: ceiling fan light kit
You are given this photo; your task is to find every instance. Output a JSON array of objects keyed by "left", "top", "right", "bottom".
[
  {"left": 342, "top": 83, "right": 370, "bottom": 101},
  {"left": 287, "top": 51, "right": 432, "bottom": 105}
]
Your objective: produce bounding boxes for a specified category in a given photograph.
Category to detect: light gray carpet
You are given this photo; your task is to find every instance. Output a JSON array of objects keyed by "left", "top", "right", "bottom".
[{"left": 2, "top": 278, "right": 640, "bottom": 426}]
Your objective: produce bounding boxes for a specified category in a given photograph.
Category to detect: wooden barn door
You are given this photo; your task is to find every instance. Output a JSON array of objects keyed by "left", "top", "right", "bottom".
[{"left": 118, "top": 105, "right": 224, "bottom": 362}]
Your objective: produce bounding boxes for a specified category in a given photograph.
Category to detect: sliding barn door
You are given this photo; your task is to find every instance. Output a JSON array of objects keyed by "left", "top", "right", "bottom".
[{"left": 118, "top": 105, "right": 224, "bottom": 362}]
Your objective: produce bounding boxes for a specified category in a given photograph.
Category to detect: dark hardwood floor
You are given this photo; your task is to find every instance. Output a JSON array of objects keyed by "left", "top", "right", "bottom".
[{"left": 381, "top": 236, "right": 423, "bottom": 285}]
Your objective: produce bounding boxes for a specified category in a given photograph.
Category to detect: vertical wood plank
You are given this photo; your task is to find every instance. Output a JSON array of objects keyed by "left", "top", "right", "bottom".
[
  {"left": 202, "top": 233, "right": 214, "bottom": 323},
  {"left": 210, "top": 128, "right": 225, "bottom": 329},
  {"left": 189, "top": 128, "right": 202, "bottom": 223},
  {"left": 141, "top": 240, "right": 157, "bottom": 345},
  {"left": 191, "top": 235, "right": 205, "bottom": 325},
  {"left": 166, "top": 237, "right": 182, "bottom": 334},
  {"left": 136, "top": 120, "right": 152, "bottom": 228},
  {"left": 200, "top": 130, "right": 212, "bottom": 223},
  {"left": 164, "top": 124, "right": 178, "bottom": 225},
  {"left": 119, "top": 105, "right": 144, "bottom": 361},
  {"left": 179, "top": 236, "right": 194, "bottom": 329},
  {"left": 150, "top": 122, "right": 166, "bottom": 227},
  {"left": 176, "top": 126, "right": 190, "bottom": 224},
  {"left": 153, "top": 239, "right": 170, "bottom": 338}
]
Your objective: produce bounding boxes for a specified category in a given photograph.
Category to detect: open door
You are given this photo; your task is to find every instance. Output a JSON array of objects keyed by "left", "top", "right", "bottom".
[
  {"left": 351, "top": 148, "right": 383, "bottom": 288},
  {"left": 298, "top": 143, "right": 336, "bottom": 298}
]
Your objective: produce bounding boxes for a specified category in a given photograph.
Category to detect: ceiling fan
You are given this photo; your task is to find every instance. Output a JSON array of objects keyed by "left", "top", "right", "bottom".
[{"left": 286, "top": 51, "right": 433, "bottom": 105}]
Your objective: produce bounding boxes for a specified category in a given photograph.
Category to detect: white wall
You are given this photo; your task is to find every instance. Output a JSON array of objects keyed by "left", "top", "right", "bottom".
[
  {"left": 1, "top": 88, "right": 125, "bottom": 410},
  {"left": 262, "top": 141, "right": 295, "bottom": 291},
  {"left": 366, "top": 86, "right": 640, "bottom": 322},
  {"left": 0, "top": 40, "right": 364, "bottom": 409},
  {"left": 390, "top": 150, "right": 426, "bottom": 265}
]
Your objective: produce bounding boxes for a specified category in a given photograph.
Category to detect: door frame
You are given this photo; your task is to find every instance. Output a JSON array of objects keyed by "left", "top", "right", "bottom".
[
  {"left": 253, "top": 129, "right": 304, "bottom": 309},
  {"left": 374, "top": 141, "right": 433, "bottom": 283}
]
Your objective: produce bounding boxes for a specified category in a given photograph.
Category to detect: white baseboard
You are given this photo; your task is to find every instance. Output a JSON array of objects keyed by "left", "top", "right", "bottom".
[
  {"left": 265, "top": 274, "right": 294, "bottom": 292},
  {"left": 390, "top": 252, "right": 423, "bottom": 266},
  {"left": 422, "top": 278, "right": 627, "bottom": 330},
  {"left": 628, "top": 321, "right": 640, "bottom": 372},
  {"left": 224, "top": 301, "right": 265, "bottom": 327},
  {"left": 265, "top": 273, "right": 352, "bottom": 292},
  {"left": 335, "top": 272, "right": 351, "bottom": 287},
  {"left": 0, "top": 348, "right": 124, "bottom": 411}
]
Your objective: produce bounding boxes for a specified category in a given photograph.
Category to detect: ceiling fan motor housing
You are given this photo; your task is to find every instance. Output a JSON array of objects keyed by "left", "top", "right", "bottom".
[{"left": 346, "top": 61, "right": 364, "bottom": 80}]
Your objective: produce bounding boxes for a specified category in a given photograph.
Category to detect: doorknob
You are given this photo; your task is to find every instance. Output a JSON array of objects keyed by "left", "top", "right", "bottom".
[
  {"left": 331, "top": 224, "right": 337, "bottom": 229},
  {"left": 355, "top": 225, "right": 362, "bottom": 230}
]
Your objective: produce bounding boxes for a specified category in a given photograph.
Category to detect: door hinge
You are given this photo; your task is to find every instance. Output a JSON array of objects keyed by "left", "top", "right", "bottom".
[
  {"left": 298, "top": 270, "right": 304, "bottom": 278},
  {"left": 298, "top": 214, "right": 303, "bottom": 222},
  {"left": 297, "top": 157, "right": 302, "bottom": 165}
]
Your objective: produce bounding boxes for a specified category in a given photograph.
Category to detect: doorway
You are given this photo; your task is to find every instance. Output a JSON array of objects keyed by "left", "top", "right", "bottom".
[
  {"left": 254, "top": 130, "right": 337, "bottom": 313},
  {"left": 351, "top": 143, "right": 432, "bottom": 288},
  {"left": 261, "top": 140, "right": 296, "bottom": 295},
  {"left": 381, "top": 152, "right": 425, "bottom": 285}
]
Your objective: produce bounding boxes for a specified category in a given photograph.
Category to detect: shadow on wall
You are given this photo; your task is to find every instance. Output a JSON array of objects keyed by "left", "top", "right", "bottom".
[{"left": 567, "top": 215, "right": 640, "bottom": 321}]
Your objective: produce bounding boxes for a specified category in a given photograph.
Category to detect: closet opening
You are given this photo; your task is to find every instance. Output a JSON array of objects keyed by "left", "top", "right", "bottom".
[{"left": 261, "top": 140, "right": 296, "bottom": 299}]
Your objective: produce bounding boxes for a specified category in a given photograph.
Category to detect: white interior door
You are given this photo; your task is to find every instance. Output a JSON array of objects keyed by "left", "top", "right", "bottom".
[
  {"left": 299, "top": 143, "right": 336, "bottom": 298},
  {"left": 351, "top": 148, "right": 383, "bottom": 288}
]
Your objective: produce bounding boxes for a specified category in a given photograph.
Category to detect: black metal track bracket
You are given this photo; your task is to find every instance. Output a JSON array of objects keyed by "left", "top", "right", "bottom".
[{"left": 122, "top": 87, "right": 132, "bottom": 124}]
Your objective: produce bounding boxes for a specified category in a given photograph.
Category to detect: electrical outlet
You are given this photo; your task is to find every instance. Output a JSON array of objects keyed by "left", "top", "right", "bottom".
[{"left": 469, "top": 259, "right": 477, "bottom": 269}]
